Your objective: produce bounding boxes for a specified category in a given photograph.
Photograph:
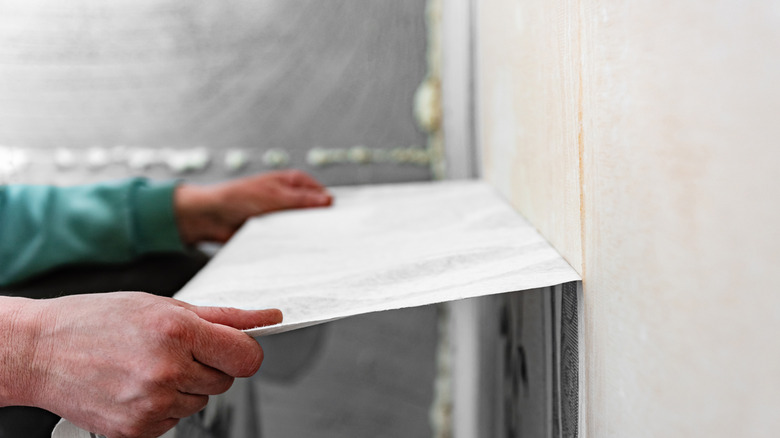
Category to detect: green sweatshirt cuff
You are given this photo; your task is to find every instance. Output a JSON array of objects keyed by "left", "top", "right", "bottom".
[{"left": 131, "top": 179, "right": 186, "bottom": 254}]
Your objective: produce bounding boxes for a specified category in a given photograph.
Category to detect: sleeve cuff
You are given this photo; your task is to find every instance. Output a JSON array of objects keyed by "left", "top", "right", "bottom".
[{"left": 132, "top": 179, "right": 186, "bottom": 254}]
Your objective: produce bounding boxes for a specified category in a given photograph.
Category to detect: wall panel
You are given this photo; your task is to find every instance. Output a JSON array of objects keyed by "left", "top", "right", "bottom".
[
  {"left": 477, "top": 0, "right": 582, "bottom": 273},
  {"left": 477, "top": 0, "right": 780, "bottom": 436},
  {"left": 580, "top": 1, "right": 780, "bottom": 436}
]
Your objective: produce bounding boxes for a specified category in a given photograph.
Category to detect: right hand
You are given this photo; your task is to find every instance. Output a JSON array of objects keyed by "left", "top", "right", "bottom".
[
  {"left": 175, "top": 170, "right": 333, "bottom": 244},
  {"left": 15, "top": 292, "right": 281, "bottom": 438}
]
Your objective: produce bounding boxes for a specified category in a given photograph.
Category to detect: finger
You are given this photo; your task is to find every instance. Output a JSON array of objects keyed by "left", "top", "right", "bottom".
[
  {"left": 109, "top": 416, "right": 179, "bottom": 438},
  {"left": 281, "top": 170, "right": 328, "bottom": 190},
  {"left": 280, "top": 187, "right": 333, "bottom": 209},
  {"left": 156, "top": 419, "right": 181, "bottom": 436},
  {"left": 188, "top": 306, "right": 283, "bottom": 330},
  {"left": 168, "top": 393, "right": 209, "bottom": 419},
  {"left": 190, "top": 321, "right": 265, "bottom": 377},
  {"left": 178, "top": 362, "right": 235, "bottom": 396},
  {"left": 139, "top": 418, "right": 180, "bottom": 438},
  {"left": 162, "top": 300, "right": 272, "bottom": 376}
]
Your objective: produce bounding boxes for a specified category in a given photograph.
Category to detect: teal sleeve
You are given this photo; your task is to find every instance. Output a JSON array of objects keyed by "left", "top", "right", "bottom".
[{"left": 0, "top": 178, "right": 186, "bottom": 286}]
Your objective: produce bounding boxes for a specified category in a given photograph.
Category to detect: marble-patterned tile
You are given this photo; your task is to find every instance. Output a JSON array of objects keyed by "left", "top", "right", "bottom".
[{"left": 175, "top": 180, "right": 580, "bottom": 336}]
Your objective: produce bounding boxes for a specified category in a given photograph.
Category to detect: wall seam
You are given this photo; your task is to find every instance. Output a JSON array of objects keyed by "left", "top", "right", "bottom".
[
  {"left": 575, "top": 2, "right": 588, "bottom": 438},
  {"left": 576, "top": 0, "right": 586, "bottom": 280}
]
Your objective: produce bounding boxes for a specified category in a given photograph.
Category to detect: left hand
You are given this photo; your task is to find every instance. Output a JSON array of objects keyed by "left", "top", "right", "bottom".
[{"left": 174, "top": 170, "right": 332, "bottom": 244}]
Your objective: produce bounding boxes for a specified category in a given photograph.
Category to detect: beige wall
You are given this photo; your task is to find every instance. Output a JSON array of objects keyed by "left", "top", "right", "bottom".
[
  {"left": 477, "top": 0, "right": 780, "bottom": 436},
  {"left": 478, "top": 0, "right": 583, "bottom": 272}
]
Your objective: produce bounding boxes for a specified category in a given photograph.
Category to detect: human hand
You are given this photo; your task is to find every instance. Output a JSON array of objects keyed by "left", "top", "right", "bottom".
[
  {"left": 175, "top": 170, "right": 333, "bottom": 244},
  {"left": 2, "top": 293, "right": 281, "bottom": 438}
]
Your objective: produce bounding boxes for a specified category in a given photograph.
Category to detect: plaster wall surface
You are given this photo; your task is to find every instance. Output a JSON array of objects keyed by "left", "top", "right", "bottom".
[{"left": 477, "top": 1, "right": 780, "bottom": 436}]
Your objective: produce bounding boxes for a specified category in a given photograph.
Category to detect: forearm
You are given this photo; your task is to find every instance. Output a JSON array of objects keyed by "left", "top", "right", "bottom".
[
  {"left": 0, "top": 171, "right": 331, "bottom": 285},
  {"left": 0, "top": 179, "right": 185, "bottom": 286}
]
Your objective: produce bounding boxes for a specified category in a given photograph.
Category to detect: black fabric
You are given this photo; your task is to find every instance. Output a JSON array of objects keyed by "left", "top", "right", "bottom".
[
  {"left": 0, "top": 406, "right": 61, "bottom": 438},
  {"left": 0, "top": 250, "right": 209, "bottom": 299},
  {"left": 0, "top": 251, "right": 209, "bottom": 438}
]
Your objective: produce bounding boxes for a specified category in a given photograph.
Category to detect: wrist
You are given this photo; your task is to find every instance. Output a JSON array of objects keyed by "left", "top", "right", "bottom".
[
  {"left": 174, "top": 184, "right": 222, "bottom": 245},
  {"left": 0, "top": 296, "right": 48, "bottom": 407}
]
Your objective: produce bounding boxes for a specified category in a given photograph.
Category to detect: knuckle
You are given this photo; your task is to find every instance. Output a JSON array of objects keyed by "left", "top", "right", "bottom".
[
  {"left": 148, "top": 361, "right": 185, "bottom": 387},
  {"left": 117, "top": 420, "right": 145, "bottom": 438},
  {"left": 145, "top": 393, "right": 176, "bottom": 416},
  {"left": 287, "top": 169, "right": 304, "bottom": 179},
  {"left": 212, "top": 306, "right": 232, "bottom": 319},
  {"left": 156, "top": 314, "right": 187, "bottom": 341},
  {"left": 267, "top": 185, "right": 284, "bottom": 197},
  {"left": 117, "top": 395, "right": 178, "bottom": 438}
]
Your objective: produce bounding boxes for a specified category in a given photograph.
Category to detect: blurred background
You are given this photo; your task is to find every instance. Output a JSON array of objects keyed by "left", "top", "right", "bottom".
[{"left": 0, "top": 0, "right": 433, "bottom": 186}]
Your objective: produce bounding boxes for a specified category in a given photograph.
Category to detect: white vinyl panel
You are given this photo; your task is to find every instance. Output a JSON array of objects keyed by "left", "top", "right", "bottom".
[{"left": 476, "top": 0, "right": 583, "bottom": 273}]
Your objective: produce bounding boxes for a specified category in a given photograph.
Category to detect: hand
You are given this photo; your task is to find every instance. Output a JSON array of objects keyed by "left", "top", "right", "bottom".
[
  {"left": 0, "top": 293, "right": 282, "bottom": 438},
  {"left": 175, "top": 170, "right": 333, "bottom": 244}
]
